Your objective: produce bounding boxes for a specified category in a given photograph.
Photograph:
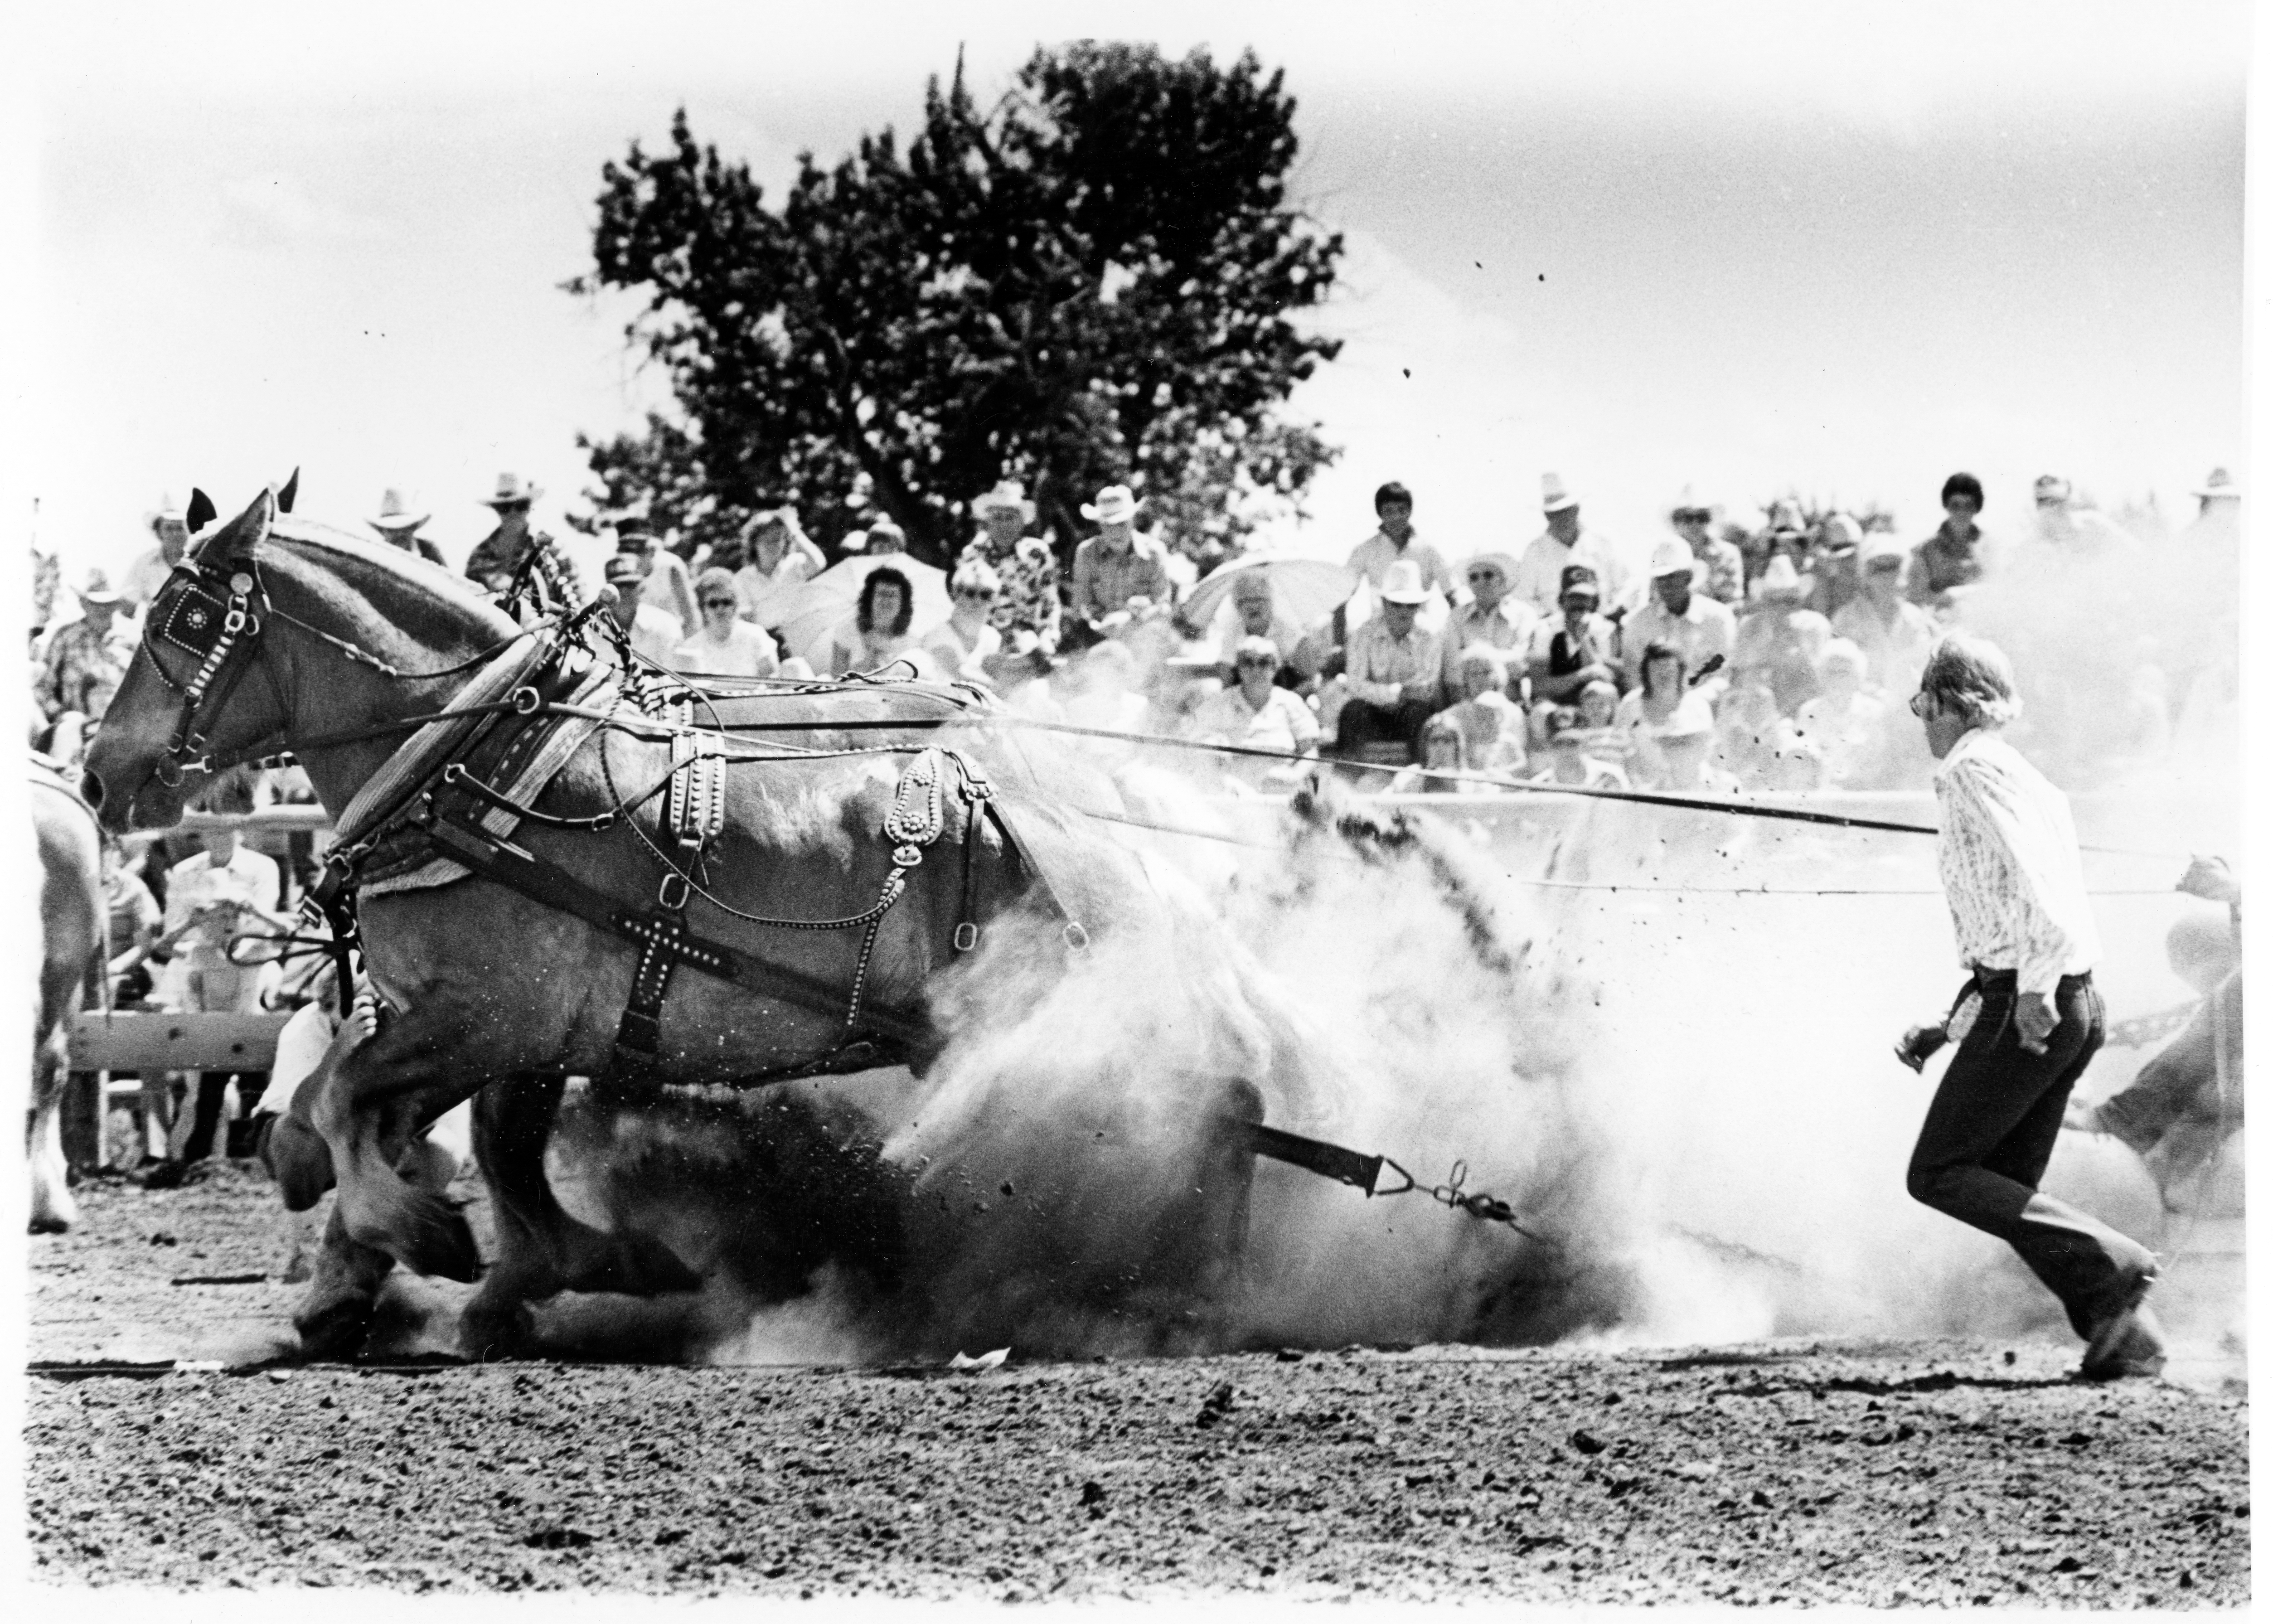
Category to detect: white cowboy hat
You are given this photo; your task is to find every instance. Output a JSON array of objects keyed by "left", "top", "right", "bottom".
[
  {"left": 1754, "top": 553, "right": 1806, "bottom": 602},
  {"left": 1541, "top": 472, "right": 1580, "bottom": 514},
  {"left": 974, "top": 480, "right": 1036, "bottom": 522},
  {"left": 148, "top": 494, "right": 185, "bottom": 530},
  {"left": 1080, "top": 485, "right": 1143, "bottom": 525},
  {"left": 368, "top": 487, "right": 429, "bottom": 532},
  {"left": 2033, "top": 474, "right": 2072, "bottom": 504},
  {"left": 2193, "top": 466, "right": 2240, "bottom": 500},
  {"left": 1647, "top": 538, "right": 1696, "bottom": 578},
  {"left": 1461, "top": 549, "right": 1521, "bottom": 581},
  {"left": 76, "top": 568, "right": 124, "bottom": 608},
  {"left": 482, "top": 471, "right": 542, "bottom": 508},
  {"left": 1378, "top": 558, "right": 1430, "bottom": 605},
  {"left": 1668, "top": 485, "right": 1716, "bottom": 520},
  {"left": 1861, "top": 533, "right": 1908, "bottom": 567}
]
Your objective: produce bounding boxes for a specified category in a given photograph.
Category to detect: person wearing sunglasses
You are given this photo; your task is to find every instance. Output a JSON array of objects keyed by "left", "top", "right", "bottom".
[
  {"left": 670, "top": 566, "right": 781, "bottom": 678},
  {"left": 923, "top": 559, "right": 1007, "bottom": 686},
  {"left": 1189, "top": 636, "right": 1321, "bottom": 788},
  {"left": 1898, "top": 632, "right": 2163, "bottom": 1381},
  {"left": 1439, "top": 551, "right": 1536, "bottom": 701}
]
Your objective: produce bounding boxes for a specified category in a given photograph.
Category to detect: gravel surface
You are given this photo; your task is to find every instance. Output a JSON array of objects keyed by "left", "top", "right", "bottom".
[{"left": 24, "top": 1164, "right": 2251, "bottom": 1602}]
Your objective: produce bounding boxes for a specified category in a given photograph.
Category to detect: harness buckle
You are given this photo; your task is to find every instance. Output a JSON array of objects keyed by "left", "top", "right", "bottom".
[
  {"left": 1063, "top": 921, "right": 1090, "bottom": 951},
  {"left": 223, "top": 606, "right": 248, "bottom": 636},
  {"left": 154, "top": 757, "right": 184, "bottom": 788},
  {"left": 657, "top": 871, "right": 691, "bottom": 911},
  {"left": 953, "top": 922, "right": 980, "bottom": 953},
  {"left": 512, "top": 685, "right": 542, "bottom": 715}
]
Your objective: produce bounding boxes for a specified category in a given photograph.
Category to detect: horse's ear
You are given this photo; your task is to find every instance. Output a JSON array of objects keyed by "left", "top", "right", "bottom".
[
  {"left": 276, "top": 468, "right": 300, "bottom": 514},
  {"left": 191, "top": 489, "right": 277, "bottom": 566},
  {"left": 185, "top": 489, "right": 218, "bottom": 534}
]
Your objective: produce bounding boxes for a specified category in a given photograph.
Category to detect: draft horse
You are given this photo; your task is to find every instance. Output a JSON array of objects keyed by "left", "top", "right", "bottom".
[{"left": 83, "top": 484, "right": 1309, "bottom": 1355}]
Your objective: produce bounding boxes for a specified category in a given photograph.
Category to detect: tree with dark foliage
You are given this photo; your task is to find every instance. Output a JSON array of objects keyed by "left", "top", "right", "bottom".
[{"left": 570, "top": 43, "right": 1344, "bottom": 570}]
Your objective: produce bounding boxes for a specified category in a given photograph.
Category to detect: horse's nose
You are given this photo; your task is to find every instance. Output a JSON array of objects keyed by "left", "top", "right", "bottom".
[{"left": 80, "top": 769, "right": 105, "bottom": 810}]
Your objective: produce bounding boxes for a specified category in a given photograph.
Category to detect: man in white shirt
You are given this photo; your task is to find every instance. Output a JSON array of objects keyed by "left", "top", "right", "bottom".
[
  {"left": 600, "top": 553, "right": 687, "bottom": 669},
  {"left": 1512, "top": 473, "right": 1631, "bottom": 616},
  {"left": 1619, "top": 539, "right": 1735, "bottom": 697},
  {"left": 1328, "top": 559, "right": 1444, "bottom": 760},
  {"left": 122, "top": 497, "right": 194, "bottom": 610},
  {"left": 1896, "top": 632, "right": 2164, "bottom": 1380},
  {"left": 1345, "top": 481, "right": 1454, "bottom": 599}
]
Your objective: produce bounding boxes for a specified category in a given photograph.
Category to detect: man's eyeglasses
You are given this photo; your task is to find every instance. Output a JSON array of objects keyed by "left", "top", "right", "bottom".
[
  {"left": 1466, "top": 570, "right": 1502, "bottom": 585},
  {"left": 1235, "top": 656, "right": 1278, "bottom": 670},
  {"left": 699, "top": 597, "right": 739, "bottom": 610},
  {"left": 955, "top": 586, "right": 998, "bottom": 601}
]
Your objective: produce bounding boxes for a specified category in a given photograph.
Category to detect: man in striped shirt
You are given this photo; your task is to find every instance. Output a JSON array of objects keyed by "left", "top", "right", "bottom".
[{"left": 1900, "top": 632, "right": 2164, "bottom": 1380}]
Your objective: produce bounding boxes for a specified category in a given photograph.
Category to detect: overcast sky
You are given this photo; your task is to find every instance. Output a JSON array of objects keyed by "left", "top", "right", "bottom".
[{"left": 8, "top": 0, "right": 2252, "bottom": 581}]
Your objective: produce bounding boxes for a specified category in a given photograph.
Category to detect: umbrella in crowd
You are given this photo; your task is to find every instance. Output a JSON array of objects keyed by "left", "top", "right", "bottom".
[
  {"left": 1180, "top": 550, "right": 1359, "bottom": 634},
  {"left": 764, "top": 553, "right": 951, "bottom": 664}
]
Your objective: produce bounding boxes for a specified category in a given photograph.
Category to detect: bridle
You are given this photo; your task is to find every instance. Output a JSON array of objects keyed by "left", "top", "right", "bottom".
[{"left": 137, "top": 555, "right": 286, "bottom": 788}]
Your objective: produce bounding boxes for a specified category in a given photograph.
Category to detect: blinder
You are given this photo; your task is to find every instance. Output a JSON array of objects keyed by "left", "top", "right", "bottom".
[{"left": 142, "top": 559, "right": 272, "bottom": 786}]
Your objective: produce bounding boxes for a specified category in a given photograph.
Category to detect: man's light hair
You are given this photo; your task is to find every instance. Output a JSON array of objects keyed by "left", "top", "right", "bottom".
[
  {"left": 1456, "top": 643, "right": 1507, "bottom": 685},
  {"left": 1920, "top": 631, "right": 2022, "bottom": 728}
]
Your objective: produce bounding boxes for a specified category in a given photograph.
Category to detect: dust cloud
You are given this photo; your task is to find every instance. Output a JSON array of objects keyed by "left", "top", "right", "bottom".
[{"left": 544, "top": 511, "right": 2238, "bottom": 1372}]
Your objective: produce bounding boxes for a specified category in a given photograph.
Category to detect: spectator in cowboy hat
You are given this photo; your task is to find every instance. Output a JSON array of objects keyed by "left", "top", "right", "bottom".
[
  {"left": 1524, "top": 562, "right": 1621, "bottom": 714},
  {"left": 39, "top": 570, "right": 137, "bottom": 730},
  {"left": 1735, "top": 555, "right": 1824, "bottom": 715},
  {"left": 463, "top": 470, "right": 561, "bottom": 591},
  {"left": 1669, "top": 487, "right": 1746, "bottom": 605},
  {"left": 1512, "top": 472, "right": 1632, "bottom": 616},
  {"left": 1908, "top": 471, "right": 1996, "bottom": 608},
  {"left": 967, "top": 479, "right": 1061, "bottom": 652},
  {"left": 1833, "top": 533, "right": 1936, "bottom": 695},
  {"left": 121, "top": 494, "right": 194, "bottom": 611},
  {"left": 1793, "top": 638, "right": 1889, "bottom": 787},
  {"left": 1345, "top": 480, "right": 1454, "bottom": 601},
  {"left": 1440, "top": 549, "right": 1537, "bottom": 698},
  {"left": 1328, "top": 557, "right": 1445, "bottom": 761},
  {"left": 1071, "top": 484, "right": 1173, "bottom": 628},
  {"left": 1620, "top": 537, "right": 1735, "bottom": 699},
  {"left": 2181, "top": 465, "right": 2240, "bottom": 558},
  {"left": 367, "top": 488, "right": 447, "bottom": 567}
]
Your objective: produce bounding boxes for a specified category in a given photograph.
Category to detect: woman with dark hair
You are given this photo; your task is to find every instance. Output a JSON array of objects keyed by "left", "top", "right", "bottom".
[
  {"left": 1611, "top": 638, "right": 1688, "bottom": 782},
  {"left": 824, "top": 565, "right": 923, "bottom": 676}
]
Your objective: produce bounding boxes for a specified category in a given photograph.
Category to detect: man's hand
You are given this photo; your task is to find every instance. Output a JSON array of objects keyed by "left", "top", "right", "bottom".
[
  {"left": 2015, "top": 991, "right": 2057, "bottom": 1054},
  {"left": 2176, "top": 854, "right": 2239, "bottom": 906},
  {"left": 1894, "top": 1023, "right": 1947, "bottom": 1073}
]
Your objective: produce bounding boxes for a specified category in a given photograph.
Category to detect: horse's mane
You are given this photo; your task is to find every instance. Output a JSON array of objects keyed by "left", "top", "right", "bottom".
[{"left": 263, "top": 516, "right": 519, "bottom": 646}]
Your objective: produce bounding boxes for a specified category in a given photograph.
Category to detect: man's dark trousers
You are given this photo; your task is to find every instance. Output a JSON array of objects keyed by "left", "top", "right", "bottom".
[
  {"left": 1906, "top": 971, "right": 2156, "bottom": 1336},
  {"left": 1332, "top": 697, "right": 1436, "bottom": 759}
]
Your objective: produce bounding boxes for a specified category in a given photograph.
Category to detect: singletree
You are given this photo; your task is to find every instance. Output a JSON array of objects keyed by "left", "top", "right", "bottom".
[{"left": 570, "top": 43, "right": 1344, "bottom": 569}]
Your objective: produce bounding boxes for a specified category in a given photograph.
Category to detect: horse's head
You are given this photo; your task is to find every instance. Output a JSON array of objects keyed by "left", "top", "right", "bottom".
[{"left": 83, "top": 481, "right": 295, "bottom": 833}]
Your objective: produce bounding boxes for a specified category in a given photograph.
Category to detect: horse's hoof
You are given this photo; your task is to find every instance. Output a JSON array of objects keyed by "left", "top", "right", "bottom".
[
  {"left": 293, "top": 1291, "right": 376, "bottom": 1361},
  {"left": 458, "top": 1300, "right": 537, "bottom": 1363}
]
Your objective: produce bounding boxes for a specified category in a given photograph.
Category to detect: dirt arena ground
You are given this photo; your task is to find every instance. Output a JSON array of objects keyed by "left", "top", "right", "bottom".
[{"left": 23, "top": 1162, "right": 2249, "bottom": 1603}]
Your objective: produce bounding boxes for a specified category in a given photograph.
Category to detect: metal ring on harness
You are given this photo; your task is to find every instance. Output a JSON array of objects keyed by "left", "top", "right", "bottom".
[
  {"left": 954, "top": 922, "right": 979, "bottom": 953},
  {"left": 658, "top": 871, "right": 691, "bottom": 911}
]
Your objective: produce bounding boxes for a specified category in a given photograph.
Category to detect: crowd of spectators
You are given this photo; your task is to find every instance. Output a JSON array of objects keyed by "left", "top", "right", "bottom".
[{"left": 23, "top": 460, "right": 2242, "bottom": 1170}]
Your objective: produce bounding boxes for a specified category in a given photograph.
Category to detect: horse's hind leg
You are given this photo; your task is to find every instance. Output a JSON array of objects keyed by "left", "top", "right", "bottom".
[{"left": 458, "top": 1075, "right": 700, "bottom": 1361}]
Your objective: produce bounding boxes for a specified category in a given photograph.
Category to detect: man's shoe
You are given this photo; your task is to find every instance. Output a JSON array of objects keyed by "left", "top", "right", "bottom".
[
  {"left": 2081, "top": 1266, "right": 2160, "bottom": 1375},
  {"left": 2082, "top": 1304, "right": 2169, "bottom": 1382}
]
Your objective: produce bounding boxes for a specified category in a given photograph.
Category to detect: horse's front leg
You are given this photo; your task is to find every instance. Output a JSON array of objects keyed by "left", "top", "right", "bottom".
[
  {"left": 307, "top": 1001, "right": 491, "bottom": 1281},
  {"left": 27, "top": 1017, "right": 78, "bottom": 1234}
]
